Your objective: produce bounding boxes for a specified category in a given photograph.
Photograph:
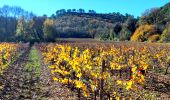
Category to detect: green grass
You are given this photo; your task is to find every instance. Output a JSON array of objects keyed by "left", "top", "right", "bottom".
[{"left": 26, "top": 47, "right": 41, "bottom": 77}]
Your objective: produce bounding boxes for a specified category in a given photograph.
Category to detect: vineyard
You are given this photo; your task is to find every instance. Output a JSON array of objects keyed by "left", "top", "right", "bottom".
[
  {"left": 0, "top": 43, "right": 20, "bottom": 74},
  {"left": 0, "top": 42, "right": 170, "bottom": 99},
  {"left": 38, "top": 42, "right": 170, "bottom": 99}
]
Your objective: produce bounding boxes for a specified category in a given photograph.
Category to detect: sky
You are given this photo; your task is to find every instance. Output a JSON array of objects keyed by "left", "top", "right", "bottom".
[{"left": 0, "top": 0, "right": 169, "bottom": 17}]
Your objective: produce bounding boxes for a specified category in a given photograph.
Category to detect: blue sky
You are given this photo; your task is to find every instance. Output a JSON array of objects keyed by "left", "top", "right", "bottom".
[{"left": 0, "top": 0, "right": 169, "bottom": 17}]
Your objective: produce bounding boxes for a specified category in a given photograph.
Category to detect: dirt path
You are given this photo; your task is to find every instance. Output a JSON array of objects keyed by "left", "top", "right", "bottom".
[{"left": 0, "top": 46, "right": 76, "bottom": 100}]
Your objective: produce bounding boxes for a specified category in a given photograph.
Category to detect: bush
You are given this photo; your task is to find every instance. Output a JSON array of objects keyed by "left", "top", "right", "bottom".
[
  {"left": 148, "top": 34, "right": 160, "bottom": 42},
  {"left": 160, "top": 24, "right": 170, "bottom": 42},
  {"left": 130, "top": 24, "right": 157, "bottom": 42}
]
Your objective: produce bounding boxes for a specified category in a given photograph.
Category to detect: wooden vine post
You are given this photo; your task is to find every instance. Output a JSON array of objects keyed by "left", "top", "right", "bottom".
[
  {"left": 94, "top": 90, "right": 97, "bottom": 100},
  {"left": 119, "top": 47, "right": 122, "bottom": 78},
  {"left": 165, "top": 63, "right": 169, "bottom": 75},
  {"left": 99, "top": 59, "right": 105, "bottom": 100},
  {"left": 130, "top": 50, "right": 135, "bottom": 79},
  {"left": 165, "top": 57, "right": 170, "bottom": 75},
  {"left": 78, "top": 88, "right": 81, "bottom": 100}
]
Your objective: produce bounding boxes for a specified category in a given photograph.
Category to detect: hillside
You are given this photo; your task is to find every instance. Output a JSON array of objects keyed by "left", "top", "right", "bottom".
[
  {"left": 55, "top": 14, "right": 115, "bottom": 38},
  {"left": 131, "top": 2, "right": 170, "bottom": 42},
  {"left": 50, "top": 2, "right": 170, "bottom": 42},
  {"left": 51, "top": 11, "right": 137, "bottom": 41},
  {"left": 0, "top": 2, "right": 170, "bottom": 42},
  {"left": 140, "top": 2, "right": 170, "bottom": 25}
]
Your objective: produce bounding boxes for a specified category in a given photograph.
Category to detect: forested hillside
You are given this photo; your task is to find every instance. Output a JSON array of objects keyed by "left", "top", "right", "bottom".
[
  {"left": 51, "top": 11, "right": 137, "bottom": 41},
  {"left": 131, "top": 2, "right": 170, "bottom": 42},
  {"left": 0, "top": 2, "right": 170, "bottom": 42}
]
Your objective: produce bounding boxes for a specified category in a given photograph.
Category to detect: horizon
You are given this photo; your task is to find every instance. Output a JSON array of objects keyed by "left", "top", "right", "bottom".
[{"left": 0, "top": 0, "right": 169, "bottom": 17}]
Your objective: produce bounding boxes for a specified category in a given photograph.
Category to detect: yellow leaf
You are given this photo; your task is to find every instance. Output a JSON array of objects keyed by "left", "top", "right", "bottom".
[{"left": 117, "top": 80, "right": 122, "bottom": 85}]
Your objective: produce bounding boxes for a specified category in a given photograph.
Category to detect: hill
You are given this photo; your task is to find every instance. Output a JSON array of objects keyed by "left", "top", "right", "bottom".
[
  {"left": 131, "top": 2, "right": 170, "bottom": 42},
  {"left": 0, "top": 2, "right": 170, "bottom": 42},
  {"left": 140, "top": 2, "right": 170, "bottom": 25},
  {"left": 50, "top": 10, "right": 137, "bottom": 41}
]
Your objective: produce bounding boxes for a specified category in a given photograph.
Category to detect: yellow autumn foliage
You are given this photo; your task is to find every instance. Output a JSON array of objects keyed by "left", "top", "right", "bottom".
[{"left": 131, "top": 24, "right": 157, "bottom": 42}]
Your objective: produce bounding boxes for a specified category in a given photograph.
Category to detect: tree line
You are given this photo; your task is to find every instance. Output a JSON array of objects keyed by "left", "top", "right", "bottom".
[
  {"left": 0, "top": 2, "right": 170, "bottom": 43},
  {"left": 0, "top": 5, "right": 137, "bottom": 42}
]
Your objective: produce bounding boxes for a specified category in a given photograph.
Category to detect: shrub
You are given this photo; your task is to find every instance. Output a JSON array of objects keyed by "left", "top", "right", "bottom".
[
  {"left": 131, "top": 24, "right": 157, "bottom": 42},
  {"left": 160, "top": 24, "right": 170, "bottom": 42},
  {"left": 148, "top": 34, "right": 160, "bottom": 42}
]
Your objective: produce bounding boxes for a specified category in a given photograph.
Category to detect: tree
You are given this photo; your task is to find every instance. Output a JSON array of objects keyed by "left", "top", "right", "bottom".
[
  {"left": 141, "top": 8, "right": 158, "bottom": 17},
  {"left": 78, "top": 9, "right": 85, "bottom": 13},
  {"left": 139, "top": 7, "right": 169, "bottom": 25},
  {"left": 27, "top": 19, "right": 39, "bottom": 41},
  {"left": 131, "top": 24, "right": 158, "bottom": 42},
  {"left": 72, "top": 9, "right": 76, "bottom": 12},
  {"left": 67, "top": 9, "right": 72, "bottom": 13},
  {"left": 160, "top": 23, "right": 170, "bottom": 42},
  {"left": 124, "top": 16, "right": 137, "bottom": 33},
  {"left": 0, "top": 5, "right": 35, "bottom": 39},
  {"left": 88, "top": 29, "right": 95, "bottom": 39},
  {"left": 109, "top": 29, "right": 116, "bottom": 40},
  {"left": 56, "top": 9, "right": 66, "bottom": 15},
  {"left": 114, "top": 23, "right": 122, "bottom": 34},
  {"left": 88, "top": 10, "right": 96, "bottom": 14},
  {"left": 51, "top": 14, "right": 56, "bottom": 19},
  {"left": 0, "top": 5, "right": 10, "bottom": 34},
  {"left": 119, "top": 26, "right": 132, "bottom": 41},
  {"left": 31, "top": 16, "right": 46, "bottom": 41},
  {"left": 43, "top": 19, "right": 56, "bottom": 41},
  {"left": 16, "top": 17, "right": 30, "bottom": 41},
  {"left": 141, "top": 8, "right": 159, "bottom": 24}
]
